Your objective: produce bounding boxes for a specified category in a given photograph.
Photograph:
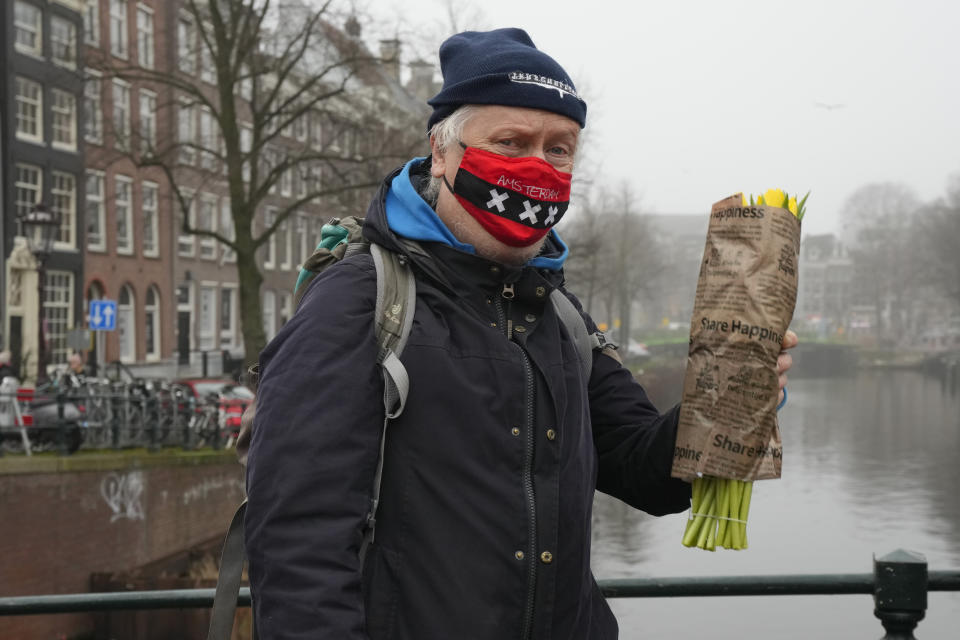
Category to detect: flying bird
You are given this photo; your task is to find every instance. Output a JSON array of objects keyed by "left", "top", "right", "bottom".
[{"left": 814, "top": 101, "right": 846, "bottom": 111}]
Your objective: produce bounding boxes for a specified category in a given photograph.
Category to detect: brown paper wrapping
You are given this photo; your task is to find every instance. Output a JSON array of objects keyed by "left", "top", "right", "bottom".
[{"left": 671, "top": 194, "right": 801, "bottom": 482}]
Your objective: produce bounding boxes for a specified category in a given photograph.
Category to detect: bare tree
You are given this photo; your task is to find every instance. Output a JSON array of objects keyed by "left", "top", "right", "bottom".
[
  {"left": 840, "top": 182, "right": 921, "bottom": 344},
  {"left": 89, "top": 0, "right": 427, "bottom": 365},
  {"left": 564, "top": 182, "right": 665, "bottom": 347},
  {"left": 915, "top": 176, "right": 960, "bottom": 308}
]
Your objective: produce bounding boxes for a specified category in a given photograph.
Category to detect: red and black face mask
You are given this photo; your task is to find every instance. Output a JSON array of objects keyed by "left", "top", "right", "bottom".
[{"left": 443, "top": 143, "right": 572, "bottom": 247}]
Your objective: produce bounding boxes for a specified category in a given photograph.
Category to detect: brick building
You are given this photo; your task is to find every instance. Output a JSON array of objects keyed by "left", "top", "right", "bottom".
[{"left": 81, "top": 0, "right": 175, "bottom": 376}]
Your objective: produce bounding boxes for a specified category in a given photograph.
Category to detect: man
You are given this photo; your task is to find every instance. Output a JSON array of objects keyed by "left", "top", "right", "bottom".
[
  {"left": 245, "top": 28, "right": 796, "bottom": 639},
  {"left": 67, "top": 352, "right": 86, "bottom": 377}
]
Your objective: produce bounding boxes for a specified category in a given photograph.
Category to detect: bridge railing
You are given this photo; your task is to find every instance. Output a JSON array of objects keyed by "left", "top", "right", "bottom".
[{"left": 2, "top": 550, "right": 958, "bottom": 639}]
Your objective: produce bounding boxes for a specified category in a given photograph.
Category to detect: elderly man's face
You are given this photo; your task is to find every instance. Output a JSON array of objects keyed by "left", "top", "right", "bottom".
[
  {"left": 433, "top": 105, "right": 579, "bottom": 176},
  {"left": 430, "top": 105, "right": 580, "bottom": 264}
]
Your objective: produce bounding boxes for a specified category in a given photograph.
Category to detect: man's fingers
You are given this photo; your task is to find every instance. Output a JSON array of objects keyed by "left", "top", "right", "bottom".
[
  {"left": 777, "top": 352, "right": 793, "bottom": 375},
  {"left": 782, "top": 329, "right": 799, "bottom": 350}
]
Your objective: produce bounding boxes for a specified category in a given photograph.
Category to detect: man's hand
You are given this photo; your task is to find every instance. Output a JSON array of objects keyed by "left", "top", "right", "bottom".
[{"left": 777, "top": 329, "right": 799, "bottom": 405}]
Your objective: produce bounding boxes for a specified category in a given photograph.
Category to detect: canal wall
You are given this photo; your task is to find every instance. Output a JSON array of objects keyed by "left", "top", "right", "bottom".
[{"left": 0, "top": 451, "right": 245, "bottom": 640}]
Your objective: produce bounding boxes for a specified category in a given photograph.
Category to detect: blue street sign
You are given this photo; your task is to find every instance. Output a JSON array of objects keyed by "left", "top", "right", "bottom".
[{"left": 89, "top": 300, "right": 117, "bottom": 331}]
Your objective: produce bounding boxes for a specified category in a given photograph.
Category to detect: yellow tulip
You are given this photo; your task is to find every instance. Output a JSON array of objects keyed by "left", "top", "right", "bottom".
[
  {"left": 756, "top": 194, "right": 765, "bottom": 206},
  {"left": 788, "top": 196, "right": 798, "bottom": 216},
  {"left": 764, "top": 188, "right": 786, "bottom": 208},
  {"left": 741, "top": 193, "right": 748, "bottom": 207}
]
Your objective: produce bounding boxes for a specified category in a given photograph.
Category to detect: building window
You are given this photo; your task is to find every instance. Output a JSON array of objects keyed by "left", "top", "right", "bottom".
[
  {"left": 118, "top": 285, "right": 136, "bottom": 363},
  {"left": 142, "top": 181, "right": 159, "bottom": 256},
  {"left": 308, "top": 163, "right": 323, "bottom": 194},
  {"left": 240, "top": 124, "right": 252, "bottom": 182},
  {"left": 110, "top": 0, "right": 128, "bottom": 59},
  {"left": 136, "top": 5, "right": 154, "bottom": 69},
  {"left": 220, "top": 199, "right": 236, "bottom": 263},
  {"left": 51, "top": 172, "right": 76, "bottom": 248},
  {"left": 84, "top": 73, "right": 103, "bottom": 144},
  {"left": 311, "top": 111, "right": 323, "bottom": 147},
  {"left": 293, "top": 114, "right": 308, "bottom": 142},
  {"left": 198, "top": 194, "right": 218, "bottom": 260},
  {"left": 83, "top": 1, "right": 99, "bottom": 45},
  {"left": 112, "top": 80, "right": 131, "bottom": 150},
  {"left": 178, "top": 191, "right": 196, "bottom": 256},
  {"left": 51, "top": 89, "right": 77, "bottom": 151},
  {"left": 86, "top": 170, "right": 106, "bottom": 252},
  {"left": 44, "top": 271, "right": 75, "bottom": 366},
  {"left": 239, "top": 64, "right": 253, "bottom": 101},
  {"left": 220, "top": 287, "right": 237, "bottom": 347},
  {"left": 139, "top": 90, "right": 157, "bottom": 153},
  {"left": 199, "top": 107, "right": 216, "bottom": 170},
  {"left": 145, "top": 286, "right": 160, "bottom": 360},
  {"left": 280, "top": 292, "right": 293, "bottom": 327},
  {"left": 15, "top": 77, "right": 43, "bottom": 143},
  {"left": 262, "top": 290, "right": 276, "bottom": 342},
  {"left": 14, "top": 1, "right": 42, "bottom": 57},
  {"left": 51, "top": 16, "right": 77, "bottom": 68},
  {"left": 199, "top": 22, "right": 215, "bottom": 84},
  {"left": 14, "top": 164, "right": 42, "bottom": 226},
  {"left": 199, "top": 286, "right": 217, "bottom": 350},
  {"left": 263, "top": 208, "right": 276, "bottom": 269},
  {"left": 279, "top": 219, "right": 292, "bottom": 271},
  {"left": 263, "top": 147, "right": 279, "bottom": 194},
  {"left": 296, "top": 215, "right": 310, "bottom": 267},
  {"left": 178, "top": 15, "right": 195, "bottom": 74},
  {"left": 178, "top": 100, "right": 196, "bottom": 164},
  {"left": 280, "top": 166, "right": 293, "bottom": 197},
  {"left": 115, "top": 176, "right": 133, "bottom": 254}
]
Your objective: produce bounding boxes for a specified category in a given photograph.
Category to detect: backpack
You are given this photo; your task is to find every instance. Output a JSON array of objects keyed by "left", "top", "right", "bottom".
[{"left": 207, "top": 216, "right": 608, "bottom": 640}]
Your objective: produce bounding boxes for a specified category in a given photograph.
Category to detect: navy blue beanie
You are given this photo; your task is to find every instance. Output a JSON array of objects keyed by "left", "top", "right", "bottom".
[{"left": 426, "top": 28, "right": 587, "bottom": 131}]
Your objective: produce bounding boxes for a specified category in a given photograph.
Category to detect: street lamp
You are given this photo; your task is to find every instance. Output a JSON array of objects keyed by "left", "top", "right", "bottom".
[{"left": 18, "top": 203, "right": 60, "bottom": 384}]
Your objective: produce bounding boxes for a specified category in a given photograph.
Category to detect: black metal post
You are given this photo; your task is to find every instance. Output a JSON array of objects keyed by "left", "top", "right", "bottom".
[
  {"left": 148, "top": 390, "right": 158, "bottom": 451},
  {"left": 36, "top": 260, "right": 47, "bottom": 385},
  {"left": 56, "top": 390, "right": 66, "bottom": 455},
  {"left": 874, "top": 549, "right": 927, "bottom": 639}
]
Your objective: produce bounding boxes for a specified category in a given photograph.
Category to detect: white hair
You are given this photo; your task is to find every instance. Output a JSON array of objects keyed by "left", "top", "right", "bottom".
[{"left": 423, "top": 105, "right": 481, "bottom": 206}]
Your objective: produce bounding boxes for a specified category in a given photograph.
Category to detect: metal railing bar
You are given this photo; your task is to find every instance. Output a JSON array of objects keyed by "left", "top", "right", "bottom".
[{"left": 1, "top": 571, "right": 958, "bottom": 616}]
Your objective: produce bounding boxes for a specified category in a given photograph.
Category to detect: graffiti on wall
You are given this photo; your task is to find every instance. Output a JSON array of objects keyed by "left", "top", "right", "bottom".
[
  {"left": 101, "top": 471, "right": 146, "bottom": 522},
  {"left": 182, "top": 475, "right": 244, "bottom": 506}
]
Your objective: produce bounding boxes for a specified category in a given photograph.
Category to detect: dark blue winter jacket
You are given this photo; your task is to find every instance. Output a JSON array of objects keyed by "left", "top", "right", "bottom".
[{"left": 245, "top": 158, "right": 691, "bottom": 639}]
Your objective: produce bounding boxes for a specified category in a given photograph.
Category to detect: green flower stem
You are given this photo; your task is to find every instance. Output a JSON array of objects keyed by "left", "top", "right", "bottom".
[
  {"left": 682, "top": 476, "right": 754, "bottom": 551},
  {"left": 694, "top": 479, "right": 717, "bottom": 549}
]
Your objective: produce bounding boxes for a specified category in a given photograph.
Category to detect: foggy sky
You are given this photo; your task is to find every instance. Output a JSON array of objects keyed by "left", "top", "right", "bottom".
[{"left": 366, "top": 0, "right": 960, "bottom": 237}]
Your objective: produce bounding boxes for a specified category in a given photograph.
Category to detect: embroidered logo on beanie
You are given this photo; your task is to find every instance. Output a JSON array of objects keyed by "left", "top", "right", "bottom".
[{"left": 507, "top": 71, "right": 581, "bottom": 100}]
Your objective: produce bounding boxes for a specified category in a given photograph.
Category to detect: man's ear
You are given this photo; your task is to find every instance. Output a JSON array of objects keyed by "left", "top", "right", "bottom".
[{"left": 429, "top": 135, "right": 447, "bottom": 178}]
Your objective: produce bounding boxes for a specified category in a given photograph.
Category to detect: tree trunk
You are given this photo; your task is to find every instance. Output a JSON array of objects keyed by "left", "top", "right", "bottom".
[{"left": 236, "top": 254, "right": 266, "bottom": 374}]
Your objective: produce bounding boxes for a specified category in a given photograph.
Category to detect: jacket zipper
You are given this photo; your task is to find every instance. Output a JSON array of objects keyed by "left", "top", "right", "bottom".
[{"left": 496, "top": 283, "right": 537, "bottom": 640}]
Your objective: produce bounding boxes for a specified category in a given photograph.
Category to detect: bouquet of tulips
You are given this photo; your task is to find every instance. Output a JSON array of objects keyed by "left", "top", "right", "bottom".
[{"left": 673, "top": 189, "right": 806, "bottom": 551}]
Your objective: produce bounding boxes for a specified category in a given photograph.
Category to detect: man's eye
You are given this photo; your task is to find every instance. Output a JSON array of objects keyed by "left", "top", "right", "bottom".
[
  {"left": 548, "top": 146, "right": 569, "bottom": 156},
  {"left": 498, "top": 139, "right": 516, "bottom": 147}
]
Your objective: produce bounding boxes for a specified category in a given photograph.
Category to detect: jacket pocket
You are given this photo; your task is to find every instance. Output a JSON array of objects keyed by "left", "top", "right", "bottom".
[{"left": 363, "top": 543, "right": 402, "bottom": 640}]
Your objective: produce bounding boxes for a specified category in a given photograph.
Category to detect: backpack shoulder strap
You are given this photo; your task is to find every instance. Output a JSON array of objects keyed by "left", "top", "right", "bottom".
[
  {"left": 550, "top": 289, "right": 619, "bottom": 383},
  {"left": 360, "top": 242, "right": 418, "bottom": 562},
  {"left": 206, "top": 499, "right": 248, "bottom": 640}
]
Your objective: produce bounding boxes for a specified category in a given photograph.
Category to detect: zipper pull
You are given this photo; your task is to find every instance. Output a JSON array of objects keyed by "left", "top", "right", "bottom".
[{"left": 501, "top": 283, "right": 516, "bottom": 300}]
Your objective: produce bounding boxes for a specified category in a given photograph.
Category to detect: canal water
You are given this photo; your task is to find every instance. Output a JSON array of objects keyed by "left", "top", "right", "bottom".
[{"left": 591, "top": 368, "right": 960, "bottom": 638}]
